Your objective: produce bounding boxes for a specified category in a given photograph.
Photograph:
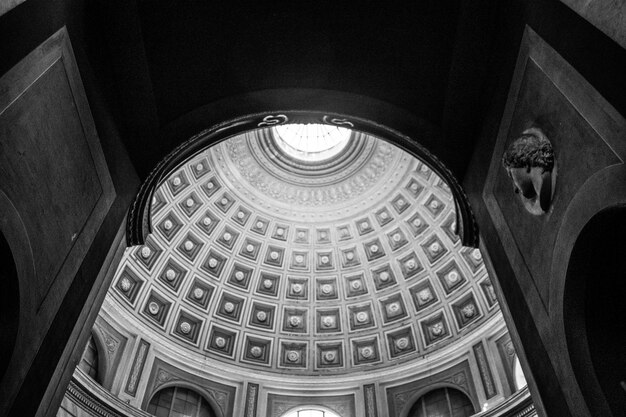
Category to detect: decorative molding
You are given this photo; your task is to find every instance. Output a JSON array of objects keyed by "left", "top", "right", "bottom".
[
  {"left": 504, "top": 340, "right": 515, "bottom": 357},
  {"left": 473, "top": 341, "right": 497, "bottom": 399},
  {"left": 67, "top": 380, "right": 123, "bottom": 417},
  {"left": 364, "top": 384, "right": 378, "bottom": 417},
  {"left": 153, "top": 369, "right": 177, "bottom": 390},
  {"left": 124, "top": 339, "right": 150, "bottom": 396},
  {"left": 94, "top": 325, "right": 121, "bottom": 359},
  {"left": 392, "top": 391, "right": 411, "bottom": 413},
  {"left": 267, "top": 393, "right": 355, "bottom": 417},
  {"left": 323, "top": 115, "right": 355, "bottom": 127},
  {"left": 513, "top": 404, "right": 537, "bottom": 417},
  {"left": 91, "top": 319, "right": 129, "bottom": 390},
  {"left": 65, "top": 372, "right": 155, "bottom": 417},
  {"left": 205, "top": 389, "right": 229, "bottom": 417},
  {"left": 257, "top": 114, "right": 289, "bottom": 127},
  {"left": 220, "top": 132, "right": 397, "bottom": 212},
  {"left": 103, "top": 335, "right": 119, "bottom": 354},
  {"left": 244, "top": 383, "right": 259, "bottom": 417}
]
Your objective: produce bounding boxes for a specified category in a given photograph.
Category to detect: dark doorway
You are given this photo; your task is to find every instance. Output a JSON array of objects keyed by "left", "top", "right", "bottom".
[
  {"left": 0, "top": 231, "right": 20, "bottom": 382},
  {"left": 565, "top": 206, "right": 626, "bottom": 417}
]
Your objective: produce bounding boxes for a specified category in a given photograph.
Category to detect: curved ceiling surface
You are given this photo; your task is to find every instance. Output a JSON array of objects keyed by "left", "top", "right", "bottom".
[{"left": 109, "top": 126, "right": 499, "bottom": 377}]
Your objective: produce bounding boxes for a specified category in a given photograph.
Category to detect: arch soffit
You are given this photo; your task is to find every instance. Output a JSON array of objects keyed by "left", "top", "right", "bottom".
[
  {"left": 0, "top": 189, "right": 30, "bottom": 313},
  {"left": 549, "top": 167, "right": 626, "bottom": 416},
  {"left": 88, "top": 328, "right": 109, "bottom": 386},
  {"left": 551, "top": 166, "right": 626, "bottom": 337}
]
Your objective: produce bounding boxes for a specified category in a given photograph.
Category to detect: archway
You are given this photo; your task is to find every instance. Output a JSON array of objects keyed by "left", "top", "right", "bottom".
[
  {"left": 0, "top": 231, "right": 19, "bottom": 383},
  {"left": 406, "top": 387, "right": 474, "bottom": 417},
  {"left": 564, "top": 206, "right": 626, "bottom": 417},
  {"left": 281, "top": 406, "right": 342, "bottom": 417},
  {"left": 146, "top": 386, "right": 218, "bottom": 417}
]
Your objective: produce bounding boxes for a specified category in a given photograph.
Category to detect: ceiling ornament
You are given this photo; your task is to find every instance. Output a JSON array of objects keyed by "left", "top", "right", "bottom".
[
  {"left": 322, "top": 115, "right": 355, "bottom": 128},
  {"left": 214, "top": 132, "right": 404, "bottom": 221},
  {"left": 257, "top": 114, "right": 289, "bottom": 127}
]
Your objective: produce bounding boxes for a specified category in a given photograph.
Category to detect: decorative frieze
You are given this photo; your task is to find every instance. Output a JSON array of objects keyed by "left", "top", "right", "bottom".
[
  {"left": 244, "top": 383, "right": 259, "bottom": 417},
  {"left": 364, "top": 384, "right": 378, "bottom": 417},
  {"left": 473, "top": 341, "right": 497, "bottom": 399},
  {"left": 124, "top": 339, "right": 150, "bottom": 396}
]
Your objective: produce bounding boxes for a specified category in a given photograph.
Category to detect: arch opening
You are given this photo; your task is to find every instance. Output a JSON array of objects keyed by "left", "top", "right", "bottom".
[
  {"left": 0, "top": 231, "right": 19, "bottom": 383},
  {"left": 564, "top": 206, "right": 626, "bottom": 417},
  {"left": 146, "top": 386, "right": 218, "bottom": 417},
  {"left": 406, "top": 387, "right": 475, "bottom": 417},
  {"left": 281, "top": 406, "right": 342, "bottom": 417}
]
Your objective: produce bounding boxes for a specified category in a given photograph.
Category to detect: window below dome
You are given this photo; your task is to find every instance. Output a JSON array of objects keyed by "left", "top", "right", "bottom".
[
  {"left": 273, "top": 123, "right": 351, "bottom": 162},
  {"left": 407, "top": 387, "right": 474, "bottom": 417},
  {"left": 282, "top": 407, "right": 341, "bottom": 417},
  {"left": 147, "top": 386, "right": 217, "bottom": 417}
]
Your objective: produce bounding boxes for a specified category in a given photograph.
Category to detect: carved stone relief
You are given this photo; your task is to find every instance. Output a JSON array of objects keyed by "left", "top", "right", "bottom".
[{"left": 502, "top": 127, "right": 556, "bottom": 215}]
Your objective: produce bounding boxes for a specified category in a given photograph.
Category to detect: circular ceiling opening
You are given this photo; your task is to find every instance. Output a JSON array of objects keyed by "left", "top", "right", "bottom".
[{"left": 273, "top": 123, "right": 351, "bottom": 162}]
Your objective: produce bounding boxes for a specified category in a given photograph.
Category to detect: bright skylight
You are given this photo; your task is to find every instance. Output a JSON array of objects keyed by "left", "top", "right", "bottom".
[
  {"left": 282, "top": 408, "right": 341, "bottom": 417},
  {"left": 273, "top": 123, "right": 351, "bottom": 162}
]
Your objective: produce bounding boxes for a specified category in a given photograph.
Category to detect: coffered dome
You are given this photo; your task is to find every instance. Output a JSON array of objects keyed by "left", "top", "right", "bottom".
[{"left": 108, "top": 125, "right": 498, "bottom": 380}]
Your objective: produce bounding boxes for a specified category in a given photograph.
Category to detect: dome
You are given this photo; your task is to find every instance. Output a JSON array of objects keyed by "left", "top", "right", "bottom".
[{"left": 107, "top": 124, "right": 499, "bottom": 381}]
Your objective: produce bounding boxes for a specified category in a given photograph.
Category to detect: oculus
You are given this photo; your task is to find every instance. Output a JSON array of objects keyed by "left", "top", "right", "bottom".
[{"left": 273, "top": 123, "right": 351, "bottom": 162}]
